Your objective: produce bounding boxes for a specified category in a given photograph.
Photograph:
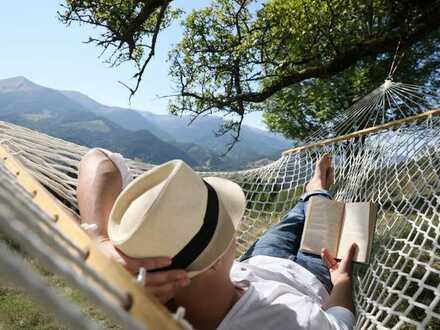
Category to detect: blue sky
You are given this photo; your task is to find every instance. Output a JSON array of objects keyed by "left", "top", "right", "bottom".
[{"left": 0, "top": 1, "right": 266, "bottom": 129}]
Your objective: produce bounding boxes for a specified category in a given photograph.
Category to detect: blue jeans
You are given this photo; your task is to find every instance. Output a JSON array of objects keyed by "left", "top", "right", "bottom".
[{"left": 240, "top": 190, "right": 333, "bottom": 293}]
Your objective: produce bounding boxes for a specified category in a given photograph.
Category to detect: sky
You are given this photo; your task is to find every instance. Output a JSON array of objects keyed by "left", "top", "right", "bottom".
[{"left": 0, "top": 1, "right": 266, "bottom": 129}]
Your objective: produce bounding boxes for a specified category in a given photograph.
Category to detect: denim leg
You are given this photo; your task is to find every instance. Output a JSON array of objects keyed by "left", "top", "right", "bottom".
[
  {"left": 294, "top": 251, "right": 333, "bottom": 293},
  {"left": 240, "top": 191, "right": 333, "bottom": 293},
  {"left": 239, "top": 200, "right": 307, "bottom": 261}
]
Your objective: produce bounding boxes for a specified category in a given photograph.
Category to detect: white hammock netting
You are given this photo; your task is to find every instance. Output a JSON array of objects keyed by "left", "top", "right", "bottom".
[{"left": 0, "top": 80, "right": 439, "bottom": 329}]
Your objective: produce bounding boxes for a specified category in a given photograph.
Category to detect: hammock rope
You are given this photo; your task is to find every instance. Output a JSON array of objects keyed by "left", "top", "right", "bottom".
[
  {"left": 0, "top": 80, "right": 439, "bottom": 329},
  {"left": 0, "top": 144, "right": 182, "bottom": 329},
  {"left": 0, "top": 162, "right": 145, "bottom": 330}
]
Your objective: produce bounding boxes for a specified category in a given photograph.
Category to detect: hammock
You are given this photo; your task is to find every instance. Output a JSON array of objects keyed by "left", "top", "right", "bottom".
[{"left": 0, "top": 80, "right": 439, "bottom": 329}]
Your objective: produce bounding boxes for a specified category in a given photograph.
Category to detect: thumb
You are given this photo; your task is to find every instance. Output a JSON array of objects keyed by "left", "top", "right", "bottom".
[{"left": 340, "top": 243, "right": 357, "bottom": 272}]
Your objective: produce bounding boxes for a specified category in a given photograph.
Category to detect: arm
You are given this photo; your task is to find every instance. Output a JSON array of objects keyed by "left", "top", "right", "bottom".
[
  {"left": 322, "top": 278, "right": 354, "bottom": 312},
  {"left": 77, "top": 149, "right": 190, "bottom": 303}
]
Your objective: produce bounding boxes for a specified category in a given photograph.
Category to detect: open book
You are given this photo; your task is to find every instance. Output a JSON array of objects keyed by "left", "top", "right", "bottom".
[{"left": 299, "top": 196, "right": 377, "bottom": 264}]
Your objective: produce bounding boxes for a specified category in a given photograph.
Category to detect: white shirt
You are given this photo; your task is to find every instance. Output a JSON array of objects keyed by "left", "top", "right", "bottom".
[
  {"left": 100, "top": 148, "right": 354, "bottom": 329},
  {"left": 217, "top": 255, "right": 355, "bottom": 330}
]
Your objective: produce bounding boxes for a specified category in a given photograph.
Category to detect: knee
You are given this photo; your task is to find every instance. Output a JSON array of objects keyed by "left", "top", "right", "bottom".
[
  {"left": 80, "top": 149, "right": 107, "bottom": 165},
  {"left": 284, "top": 201, "right": 305, "bottom": 220},
  {"left": 78, "top": 150, "right": 122, "bottom": 195},
  {"left": 79, "top": 149, "right": 118, "bottom": 177},
  {"left": 281, "top": 208, "right": 305, "bottom": 223}
]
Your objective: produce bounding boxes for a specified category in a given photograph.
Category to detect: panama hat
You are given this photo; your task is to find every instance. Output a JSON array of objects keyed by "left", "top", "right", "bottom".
[{"left": 108, "top": 160, "right": 246, "bottom": 277}]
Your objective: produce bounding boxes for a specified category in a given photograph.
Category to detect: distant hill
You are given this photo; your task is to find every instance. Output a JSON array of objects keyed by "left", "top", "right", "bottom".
[
  {"left": 61, "top": 88, "right": 293, "bottom": 169},
  {"left": 0, "top": 76, "right": 292, "bottom": 169},
  {"left": 60, "top": 90, "right": 180, "bottom": 141},
  {"left": 140, "top": 112, "right": 291, "bottom": 169},
  {"left": 0, "top": 77, "right": 196, "bottom": 165}
]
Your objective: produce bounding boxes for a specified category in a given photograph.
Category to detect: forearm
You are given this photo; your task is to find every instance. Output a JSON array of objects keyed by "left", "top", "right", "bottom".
[
  {"left": 77, "top": 150, "right": 123, "bottom": 238},
  {"left": 322, "top": 278, "right": 355, "bottom": 314}
]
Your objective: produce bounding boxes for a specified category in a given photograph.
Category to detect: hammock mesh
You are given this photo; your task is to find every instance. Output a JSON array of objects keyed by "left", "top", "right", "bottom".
[{"left": 0, "top": 80, "right": 439, "bottom": 329}]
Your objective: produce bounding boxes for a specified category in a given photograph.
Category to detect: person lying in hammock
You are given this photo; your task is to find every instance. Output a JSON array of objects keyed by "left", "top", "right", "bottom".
[{"left": 77, "top": 150, "right": 356, "bottom": 330}]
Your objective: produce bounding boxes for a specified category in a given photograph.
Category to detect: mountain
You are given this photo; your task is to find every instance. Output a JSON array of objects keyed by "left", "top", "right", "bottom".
[
  {"left": 0, "top": 76, "right": 42, "bottom": 93},
  {"left": 0, "top": 77, "right": 292, "bottom": 169},
  {"left": 62, "top": 89, "right": 293, "bottom": 169},
  {"left": 0, "top": 77, "right": 197, "bottom": 165},
  {"left": 144, "top": 112, "right": 289, "bottom": 152},
  {"left": 60, "top": 90, "right": 176, "bottom": 141},
  {"left": 138, "top": 112, "right": 291, "bottom": 169}
]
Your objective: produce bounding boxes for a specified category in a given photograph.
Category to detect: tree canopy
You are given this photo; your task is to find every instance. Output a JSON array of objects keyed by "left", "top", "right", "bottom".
[
  {"left": 60, "top": 0, "right": 440, "bottom": 145},
  {"left": 59, "top": 0, "right": 180, "bottom": 94}
]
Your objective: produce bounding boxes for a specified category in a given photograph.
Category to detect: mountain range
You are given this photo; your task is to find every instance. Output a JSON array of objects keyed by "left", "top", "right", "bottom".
[{"left": 0, "top": 76, "right": 292, "bottom": 170}]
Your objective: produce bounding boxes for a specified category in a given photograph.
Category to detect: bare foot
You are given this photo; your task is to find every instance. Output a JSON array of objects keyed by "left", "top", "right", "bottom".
[{"left": 306, "top": 154, "right": 334, "bottom": 192}]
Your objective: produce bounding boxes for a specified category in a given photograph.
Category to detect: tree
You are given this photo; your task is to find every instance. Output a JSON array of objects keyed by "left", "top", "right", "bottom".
[
  {"left": 169, "top": 0, "right": 440, "bottom": 144},
  {"left": 60, "top": 0, "right": 440, "bottom": 146},
  {"left": 59, "top": 0, "right": 180, "bottom": 95},
  {"left": 262, "top": 34, "right": 440, "bottom": 140}
]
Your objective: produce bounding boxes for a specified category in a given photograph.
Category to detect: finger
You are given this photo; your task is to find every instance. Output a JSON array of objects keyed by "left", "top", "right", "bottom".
[
  {"left": 324, "top": 250, "right": 338, "bottom": 269},
  {"left": 118, "top": 250, "right": 171, "bottom": 268},
  {"left": 147, "top": 279, "right": 191, "bottom": 299},
  {"left": 123, "top": 257, "right": 171, "bottom": 275},
  {"left": 147, "top": 283, "right": 177, "bottom": 302},
  {"left": 116, "top": 252, "right": 172, "bottom": 273},
  {"left": 320, "top": 249, "right": 331, "bottom": 268},
  {"left": 344, "top": 243, "right": 357, "bottom": 262},
  {"left": 340, "top": 243, "right": 357, "bottom": 270},
  {"left": 144, "top": 270, "right": 189, "bottom": 286},
  {"left": 154, "top": 280, "right": 190, "bottom": 303},
  {"left": 138, "top": 257, "right": 173, "bottom": 271},
  {"left": 321, "top": 248, "right": 337, "bottom": 269},
  {"left": 322, "top": 248, "right": 337, "bottom": 265},
  {"left": 115, "top": 258, "right": 143, "bottom": 274}
]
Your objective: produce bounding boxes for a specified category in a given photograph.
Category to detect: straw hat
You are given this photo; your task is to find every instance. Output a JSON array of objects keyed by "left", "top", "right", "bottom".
[{"left": 108, "top": 160, "right": 246, "bottom": 277}]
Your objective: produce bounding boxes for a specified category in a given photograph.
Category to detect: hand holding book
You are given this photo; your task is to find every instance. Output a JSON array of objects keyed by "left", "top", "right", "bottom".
[
  {"left": 321, "top": 243, "right": 357, "bottom": 285},
  {"left": 321, "top": 243, "right": 357, "bottom": 313},
  {"left": 300, "top": 196, "right": 377, "bottom": 264}
]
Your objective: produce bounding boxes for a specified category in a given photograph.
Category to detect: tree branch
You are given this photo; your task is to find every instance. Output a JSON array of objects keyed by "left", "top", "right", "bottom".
[{"left": 219, "top": 8, "right": 440, "bottom": 104}]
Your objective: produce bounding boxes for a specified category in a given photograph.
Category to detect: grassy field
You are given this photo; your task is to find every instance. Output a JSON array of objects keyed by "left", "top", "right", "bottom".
[{"left": 0, "top": 238, "right": 121, "bottom": 330}]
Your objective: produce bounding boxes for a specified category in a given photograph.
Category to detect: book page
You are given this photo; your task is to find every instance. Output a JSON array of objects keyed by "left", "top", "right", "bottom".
[
  {"left": 300, "top": 197, "right": 345, "bottom": 256},
  {"left": 337, "top": 202, "right": 373, "bottom": 262}
]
